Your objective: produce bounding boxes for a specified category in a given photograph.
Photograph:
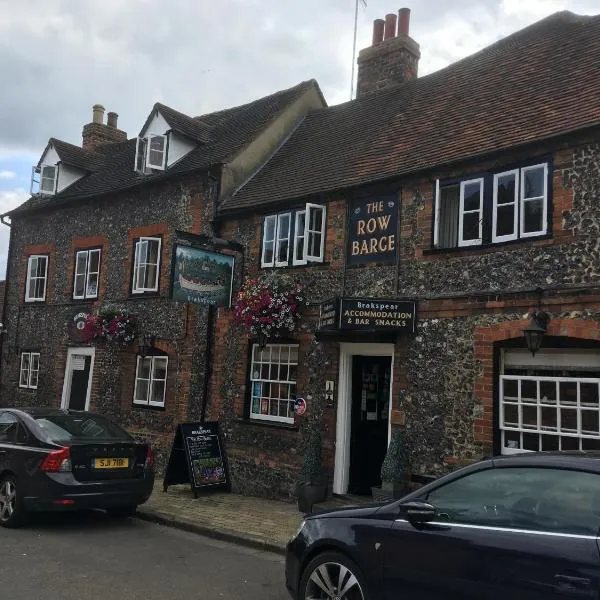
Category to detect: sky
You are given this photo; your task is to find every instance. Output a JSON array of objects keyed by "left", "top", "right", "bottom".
[{"left": 0, "top": 0, "right": 598, "bottom": 277}]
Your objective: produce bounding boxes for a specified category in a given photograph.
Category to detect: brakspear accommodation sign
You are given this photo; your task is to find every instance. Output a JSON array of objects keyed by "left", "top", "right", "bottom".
[
  {"left": 347, "top": 194, "right": 398, "bottom": 265},
  {"left": 171, "top": 245, "right": 234, "bottom": 307}
]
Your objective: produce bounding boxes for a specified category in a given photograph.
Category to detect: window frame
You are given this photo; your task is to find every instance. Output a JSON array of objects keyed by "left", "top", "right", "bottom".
[
  {"left": 133, "top": 354, "right": 169, "bottom": 408},
  {"left": 249, "top": 343, "right": 298, "bottom": 424},
  {"left": 40, "top": 165, "right": 57, "bottom": 195},
  {"left": 146, "top": 134, "right": 167, "bottom": 170},
  {"left": 458, "top": 178, "right": 484, "bottom": 247},
  {"left": 519, "top": 163, "right": 548, "bottom": 239},
  {"left": 72, "top": 248, "right": 101, "bottom": 300},
  {"left": 492, "top": 169, "right": 520, "bottom": 243},
  {"left": 25, "top": 254, "right": 49, "bottom": 302},
  {"left": 19, "top": 351, "right": 40, "bottom": 389},
  {"left": 131, "top": 236, "right": 162, "bottom": 294},
  {"left": 262, "top": 203, "right": 326, "bottom": 268}
]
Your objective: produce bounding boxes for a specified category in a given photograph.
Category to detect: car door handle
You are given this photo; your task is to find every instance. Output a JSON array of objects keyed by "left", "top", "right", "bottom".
[{"left": 555, "top": 574, "right": 591, "bottom": 588}]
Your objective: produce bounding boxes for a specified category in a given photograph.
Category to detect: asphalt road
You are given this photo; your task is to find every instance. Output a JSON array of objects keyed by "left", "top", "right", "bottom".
[{"left": 0, "top": 511, "right": 289, "bottom": 600}]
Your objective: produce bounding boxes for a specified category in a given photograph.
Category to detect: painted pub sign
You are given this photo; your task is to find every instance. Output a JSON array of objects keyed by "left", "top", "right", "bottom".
[
  {"left": 171, "top": 245, "right": 235, "bottom": 307},
  {"left": 347, "top": 194, "right": 398, "bottom": 265}
]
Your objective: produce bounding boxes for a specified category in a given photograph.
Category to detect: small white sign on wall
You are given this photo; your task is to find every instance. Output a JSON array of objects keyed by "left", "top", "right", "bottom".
[{"left": 72, "top": 355, "right": 86, "bottom": 371}]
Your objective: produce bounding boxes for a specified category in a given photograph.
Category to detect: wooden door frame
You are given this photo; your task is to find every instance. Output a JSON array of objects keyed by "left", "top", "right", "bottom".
[{"left": 61, "top": 347, "right": 95, "bottom": 411}]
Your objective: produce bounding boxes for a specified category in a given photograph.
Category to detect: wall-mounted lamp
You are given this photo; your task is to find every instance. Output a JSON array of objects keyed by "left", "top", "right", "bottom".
[
  {"left": 523, "top": 287, "right": 550, "bottom": 357},
  {"left": 139, "top": 334, "right": 156, "bottom": 358}
]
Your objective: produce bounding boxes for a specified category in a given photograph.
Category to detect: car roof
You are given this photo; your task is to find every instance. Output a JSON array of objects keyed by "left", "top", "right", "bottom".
[
  {"left": 4, "top": 407, "right": 96, "bottom": 418},
  {"left": 491, "top": 451, "right": 600, "bottom": 472}
]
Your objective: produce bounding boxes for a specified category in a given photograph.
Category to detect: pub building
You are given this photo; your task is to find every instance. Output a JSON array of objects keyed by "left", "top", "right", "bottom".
[
  {"left": 207, "top": 9, "right": 600, "bottom": 499},
  {"left": 3, "top": 8, "right": 600, "bottom": 502}
]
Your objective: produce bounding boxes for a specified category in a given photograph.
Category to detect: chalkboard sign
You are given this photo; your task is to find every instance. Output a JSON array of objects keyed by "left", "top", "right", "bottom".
[{"left": 163, "top": 422, "right": 230, "bottom": 497}]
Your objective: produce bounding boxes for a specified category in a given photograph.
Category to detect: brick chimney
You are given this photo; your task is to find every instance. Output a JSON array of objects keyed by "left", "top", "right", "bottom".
[
  {"left": 356, "top": 8, "right": 420, "bottom": 98},
  {"left": 82, "top": 104, "right": 127, "bottom": 152}
]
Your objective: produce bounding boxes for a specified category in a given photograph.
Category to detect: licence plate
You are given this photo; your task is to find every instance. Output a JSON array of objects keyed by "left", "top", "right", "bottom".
[{"left": 94, "top": 458, "right": 129, "bottom": 469}]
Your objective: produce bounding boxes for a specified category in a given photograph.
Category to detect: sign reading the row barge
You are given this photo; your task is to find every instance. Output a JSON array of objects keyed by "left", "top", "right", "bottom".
[
  {"left": 171, "top": 245, "right": 235, "bottom": 307},
  {"left": 340, "top": 298, "right": 416, "bottom": 333},
  {"left": 347, "top": 194, "right": 399, "bottom": 265}
]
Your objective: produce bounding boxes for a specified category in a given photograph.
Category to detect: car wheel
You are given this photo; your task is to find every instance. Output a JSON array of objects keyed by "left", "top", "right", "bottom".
[
  {"left": 299, "top": 551, "right": 369, "bottom": 600},
  {"left": 0, "top": 475, "right": 26, "bottom": 528},
  {"left": 106, "top": 505, "right": 137, "bottom": 518}
]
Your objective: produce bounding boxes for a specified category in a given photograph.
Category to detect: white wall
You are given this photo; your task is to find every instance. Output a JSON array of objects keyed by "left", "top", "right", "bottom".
[
  {"left": 39, "top": 145, "right": 59, "bottom": 168},
  {"left": 167, "top": 132, "right": 196, "bottom": 166},
  {"left": 57, "top": 164, "right": 84, "bottom": 192},
  {"left": 141, "top": 112, "right": 170, "bottom": 138}
]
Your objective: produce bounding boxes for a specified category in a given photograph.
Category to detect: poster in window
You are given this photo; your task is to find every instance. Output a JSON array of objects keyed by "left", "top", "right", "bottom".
[{"left": 171, "top": 245, "right": 235, "bottom": 307}]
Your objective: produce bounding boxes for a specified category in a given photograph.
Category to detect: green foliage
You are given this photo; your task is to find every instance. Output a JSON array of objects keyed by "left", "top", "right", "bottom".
[
  {"left": 300, "top": 428, "right": 323, "bottom": 484},
  {"left": 380, "top": 429, "right": 408, "bottom": 487}
]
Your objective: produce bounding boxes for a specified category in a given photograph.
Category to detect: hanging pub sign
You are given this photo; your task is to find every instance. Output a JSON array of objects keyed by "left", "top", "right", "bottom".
[
  {"left": 318, "top": 298, "right": 339, "bottom": 331},
  {"left": 69, "top": 311, "right": 91, "bottom": 343},
  {"left": 347, "top": 194, "right": 399, "bottom": 265},
  {"left": 171, "top": 245, "right": 235, "bottom": 308},
  {"left": 163, "top": 422, "right": 230, "bottom": 497}
]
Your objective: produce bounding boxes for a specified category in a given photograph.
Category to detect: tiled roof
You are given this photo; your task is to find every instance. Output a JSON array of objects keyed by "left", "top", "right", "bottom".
[
  {"left": 141, "top": 103, "right": 212, "bottom": 143},
  {"left": 9, "top": 80, "right": 317, "bottom": 216},
  {"left": 50, "top": 138, "right": 105, "bottom": 172},
  {"left": 222, "top": 11, "right": 600, "bottom": 213}
]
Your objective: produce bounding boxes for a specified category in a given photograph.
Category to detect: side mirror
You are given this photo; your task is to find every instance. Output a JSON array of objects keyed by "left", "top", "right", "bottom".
[{"left": 398, "top": 501, "right": 437, "bottom": 524}]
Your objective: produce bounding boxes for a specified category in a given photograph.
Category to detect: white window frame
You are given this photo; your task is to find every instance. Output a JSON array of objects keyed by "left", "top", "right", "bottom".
[
  {"left": 30, "top": 166, "right": 41, "bottom": 195},
  {"left": 519, "top": 163, "right": 548, "bottom": 239},
  {"left": 261, "top": 215, "right": 277, "bottom": 267},
  {"left": 73, "top": 249, "right": 101, "bottom": 300},
  {"left": 304, "top": 203, "right": 326, "bottom": 263},
  {"left": 39, "top": 165, "right": 57, "bottom": 195},
  {"left": 458, "top": 178, "right": 483, "bottom": 247},
  {"left": 19, "top": 352, "right": 40, "bottom": 389},
  {"left": 263, "top": 203, "right": 326, "bottom": 268},
  {"left": 274, "top": 212, "right": 291, "bottom": 267},
  {"left": 132, "top": 237, "right": 161, "bottom": 294},
  {"left": 500, "top": 374, "right": 600, "bottom": 454},
  {"left": 492, "top": 169, "right": 520, "bottom": 243},
  {"left": 25, "top": 255, "right": 48, "bottom": 302},
  {"left": 135, "top": 137, "right": 148, "bottom": 174},
  {"left": 146, "top": 134, "right": 167, "bottom": 170},
  {"left": 433, "top": 179, "right": 441, "bottom": 248},
  {"left": 249, "top": 344, "right": 298, "bottom": 424},
  {"left": 133, "top": 355, "right": 168, "bottom": 408}
]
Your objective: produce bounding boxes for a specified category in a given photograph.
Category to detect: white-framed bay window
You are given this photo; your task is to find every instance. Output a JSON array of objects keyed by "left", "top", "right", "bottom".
[
  {"left": 132, "top": 237, "right": 161, "bottom": 294},
  {"left": 19, "top": 352, "right": 40, "bottom": 389},
  {"left": 250, "top": 344, "right": 298, "bottom": 424},
  {"left": 73, "top": 248, "right": 101, "bottom": 299},
  {"left": 261, "top": 203, "right": 326, "bottom": 267},
  {"left": 25, "top": 255, "right": 48, "bottom": 302},
  {"left": 133, "top": 355, "right": 168, "bottom": 407}
]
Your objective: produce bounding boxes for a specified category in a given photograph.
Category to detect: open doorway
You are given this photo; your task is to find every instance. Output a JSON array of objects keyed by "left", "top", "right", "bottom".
[
  {"left": 61, "top": 347, "right": 95, "bottom": 411},
  {"left": 348, "top": 355, "right": 391, "bottom": 495}
]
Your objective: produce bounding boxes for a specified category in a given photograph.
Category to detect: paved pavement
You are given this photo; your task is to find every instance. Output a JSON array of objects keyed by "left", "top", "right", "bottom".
[{"left": 0, "top": 510, "right": 288, "bottom": 600}]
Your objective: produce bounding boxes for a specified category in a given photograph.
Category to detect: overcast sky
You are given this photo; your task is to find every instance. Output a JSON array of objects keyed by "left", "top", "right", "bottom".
[{"left": 0, "top": 0, "right": 598, "bottom": 277}]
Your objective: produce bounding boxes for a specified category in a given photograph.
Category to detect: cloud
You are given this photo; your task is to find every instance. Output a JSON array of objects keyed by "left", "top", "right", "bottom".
[
  {"left": 0, "top": 188, "right": 28, "bottom": 278},
  {"left": 0, "top": 170, "right": 16, "bottom": 180}
]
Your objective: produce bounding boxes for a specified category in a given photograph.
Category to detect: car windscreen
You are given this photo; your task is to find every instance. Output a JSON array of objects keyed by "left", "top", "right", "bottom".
[{"left": 34, "top": 414, "right": 132, "bottom": 443}]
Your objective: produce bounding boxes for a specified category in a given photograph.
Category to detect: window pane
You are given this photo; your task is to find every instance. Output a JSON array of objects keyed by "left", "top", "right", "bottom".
[
  {"left": 263, "top": 241, "right": 274, "bottom": 265},
  {"left": 496, "top": 173, "right": 516, "bottom": 204},
  {"left": 310, "top": 207, "right": 323, "bottom": 232},
  {"left": 540, "top": 380, "right": 557, "bottom": 403},
  {"left": 503, "top": 379, "right": 518, "bottom": 399},
  {"left": 88, "top": 250, "right": 100, "bottom": 273},
  {"left": 522, "top": 405, "right": 537, "bottom": 429},
  {"left": 145, "top": 263, "right": 157, "bottom": 289},
  {"left": 523, "top": 199, "right": 544, "bottom": 233},
  {"left": 134, "top": 379, "right": 149, "bottom": 402},
  {"left": 153, "top": 358, "right": 168, "bottom": 380},
  {"left": 308, "top": 231, "right": 321, "bottom": 257},
  {"left": 295, "top": 212, "right": 306, "bottom": 261},
  {"left": 136, "top": 138, "right": 147, "bottom": 172},
  {"left": 34, "top": 276, "right": 46, "bottom": 299},
  {"left": 264, "top": 217, "right": 276, "bottom": 242},
  {"left": 75, "top": 252, "right": 88, "bottom": 277},
  {"left": 522, "top": 379, "right": 537, "bottom": 402},
  {"left": 581, "top": 383, "right": 599, "bottom": 408},
  {"left": 541, "top": 407, "right": 557, "bottom": 432},
  {"left": 151, "top": 380, "right": 166, "bottom": 405},
  {"left": 496, "top": 205, "right": 515, "bottom": 237},
  {"left": 86, "top": 273, "right": 98, "bottom": 297},
  {"left": 74, "top": 274, "right": 86, "bottom": 298},
  {"left": 148, "top": 136, "right": 165, "bottom": 166},
  {"left": 463, "top": 182, "right": 481, "bottom": 212},
  {"left": 277, "top": 238, "right": 289, "bottom": 263},
  {"left": 438, "top": 184, "right": 459, "bottom": 248},
  {"left": 137, "top": 358, "right": 152, "bottom": 380},
  {"left": 581, "top": 411, "right": 599, "bottom": 436},
  {"left": 523, "top": 166, "right": 544, "bottom": 199},
  {"left": 503, "top": 404, "right": 518, "bottom": 427},
  {"left": 462, "top": 213, "right": 480, "bottom": 241},
  {"left": 35, "top": 256, "right": 47, "bottom": 277}
]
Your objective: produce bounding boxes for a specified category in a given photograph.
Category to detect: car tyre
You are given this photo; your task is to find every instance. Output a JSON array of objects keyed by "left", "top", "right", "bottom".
[
  {"left": 106, "top": 505, "right": 138, "bottom": 518},
  {"left": 0, "top": 474, "right": 26, "bottom": 528},
  {"left": 299, "top": 550, "right": 369, "bottom": 600}
]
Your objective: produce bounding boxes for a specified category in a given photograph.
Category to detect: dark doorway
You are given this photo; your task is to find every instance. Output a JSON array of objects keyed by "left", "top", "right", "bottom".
[
  {"left": 348, "top": 355, "right": 391, "bottom": 495},
  {"left": 66, "top": 353, "right": 92, "bottom": 411}
]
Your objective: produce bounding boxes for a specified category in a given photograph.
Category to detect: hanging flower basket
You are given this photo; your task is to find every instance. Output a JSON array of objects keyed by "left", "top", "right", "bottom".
[
  {"left": 81, "top": 306, "right": 138, "bottom": 346},
  {"left": 233, "top": 272, "right": 305, "bottom": 345}
]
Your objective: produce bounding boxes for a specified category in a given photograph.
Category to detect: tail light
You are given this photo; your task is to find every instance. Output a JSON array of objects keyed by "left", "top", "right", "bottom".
[
  {"left": 40, "top": 447, "right": 72, "bottom": 473},
  {"left": 145, "top": 446, "right": 155, "bottom": 470}
]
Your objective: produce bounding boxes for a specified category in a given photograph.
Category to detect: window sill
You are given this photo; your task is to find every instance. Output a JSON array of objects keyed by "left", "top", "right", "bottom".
[
  {"left": 424, "top": 233, "right": 553, "bottom": 257},
  {"left": 131, "top": 402, "right": 166, "bottom": 412},
  {"left": 261, "top": 261, "right": 330, "bottom": 270},
  {"left": 127, "top": 292, "right": 162, "bottom": 300},
  {"left": 234, "top": 417, "right": 299, "bottom": 431}
]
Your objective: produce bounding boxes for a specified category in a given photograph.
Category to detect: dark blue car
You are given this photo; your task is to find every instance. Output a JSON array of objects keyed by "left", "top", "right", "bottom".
[
  {"left": 286, "top": 453, "right": 600, "bottom": 599},
  {"left": 0, "top": 407, "right": 155, "bottom": 527}
]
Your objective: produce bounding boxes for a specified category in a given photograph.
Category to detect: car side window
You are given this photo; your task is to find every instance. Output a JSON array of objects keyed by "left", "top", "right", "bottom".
[
  {"left": 426, "top": 467, "right": 600, "bottom": 536},
  {"left": 0, "top": 413, "right": 20, "bottom": 444}
]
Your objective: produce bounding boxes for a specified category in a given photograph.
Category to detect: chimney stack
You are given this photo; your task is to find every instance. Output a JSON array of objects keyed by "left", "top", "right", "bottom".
[
  {"left": 82, "top": 104, "right": 127, "bottom": 152},
  {"left": 356, "top": 7, "right": 420, "bottom": 98}
]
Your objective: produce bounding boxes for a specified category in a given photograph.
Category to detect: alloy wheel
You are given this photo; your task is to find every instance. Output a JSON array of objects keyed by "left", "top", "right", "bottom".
[
  {"left": 305, "top": 561, "right": 365, "bottom": 600},
  {"left": 0, "top": 479, "right": 16, "bottom": 523}
]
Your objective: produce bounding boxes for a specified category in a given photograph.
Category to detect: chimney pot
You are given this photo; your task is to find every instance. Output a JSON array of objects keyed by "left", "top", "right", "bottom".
[
  {"left": 107, "top": 112, "right": 118, "bottom": 128},
  {"left": 398, "top": 8, "right": 411, "bottom": 36},
  {"left": 384, "top": 13, "right": 397, "bottom": 40},
  {"left": 372, "top": 19, "right": 385, "bottom": 45},
  {"left": 92, "top": 104, "right": 105, "bottom": 125}
]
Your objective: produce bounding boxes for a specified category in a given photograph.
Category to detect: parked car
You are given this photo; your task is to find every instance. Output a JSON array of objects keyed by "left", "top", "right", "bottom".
[
  {"left": 286, "top": 452, "right": 600, "bottom": 599},
  {"left": 0, "top": 407, "right": 155, "bottom": 527}
]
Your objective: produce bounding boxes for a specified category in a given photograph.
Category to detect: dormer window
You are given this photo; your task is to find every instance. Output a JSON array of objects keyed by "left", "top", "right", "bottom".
[
  {"left": 135, "top": 134, "right": 167, "bottom": 173},
  {"left": 31, "top": 165, "right": 57, "bottom": 196}
]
